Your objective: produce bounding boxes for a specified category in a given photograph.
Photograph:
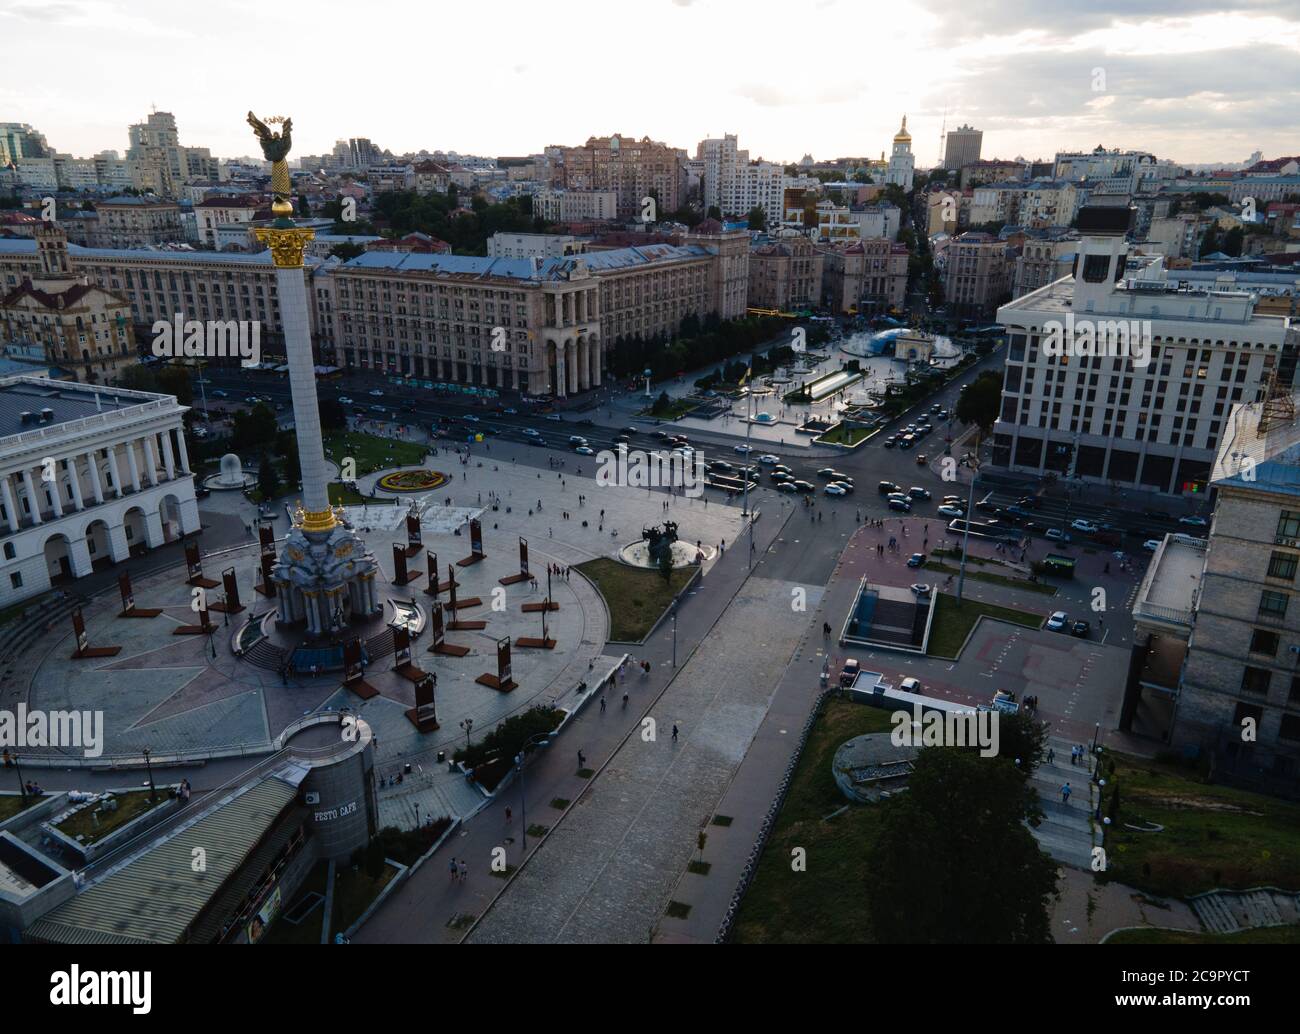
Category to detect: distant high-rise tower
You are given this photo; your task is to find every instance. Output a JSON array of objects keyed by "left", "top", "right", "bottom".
[
  {"left": 885, "top": 116, "right": 914, "bottom": 192},
  {"left": 943, "top": 124, "right": 983, "bottom": 171}
]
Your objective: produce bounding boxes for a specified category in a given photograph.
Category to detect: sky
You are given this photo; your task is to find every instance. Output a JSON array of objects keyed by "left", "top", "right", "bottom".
[{"left": 2, "top": 0, "right": 1298, "bottom": 167}]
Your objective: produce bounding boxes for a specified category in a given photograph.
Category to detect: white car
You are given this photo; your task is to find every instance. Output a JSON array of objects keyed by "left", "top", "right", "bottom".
[
  {"left": 937, "top": 505, "right": 964, "bottom": 518},
  {"left": 758, "top": 454, "right": 780, "bottom": 465},
  {"left": 824, "top": 484, "right": 847, "bottom": 497},
  {"left": 1179, "top": 515, "right": 1208, "bottom": 527},
  {"left": 568, "top": 435, "right": 588, "bottom": 446},
  {"left": 734, "top": 444, "right": 753, "bottom": 454},
  {"left": 1070, "top": 519, "right": 1098, "bottom": 534},
  {"left": 368, "top": 389, "right": 384, "bottom": 397},
  {"left": 522, "top": 428, "right": 540, "bottom": 437},
  {"left": 338, "top": 396, "right": 354, "bottom": 405},
  {"left": 575, "top": 446, "right": 594, "bottom": 456},
  {"left": 1143, "top": 539, "right": 1162, "bottom": 552},
  {"left": 544, "top": 413, "right": 563, "bottom": 422},
  {"left": 1046, "top": 611, "right": 1069, "bottom": 632},
  {"left": 899, "top": 676, "right": 921, "bottom": 692}
]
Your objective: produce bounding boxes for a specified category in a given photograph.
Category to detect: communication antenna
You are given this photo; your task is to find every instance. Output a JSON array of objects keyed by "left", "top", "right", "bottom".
[
  {"left": 938, "top": 107, "right": 948, "bottom": 168},
  {"left": 1256, "top": 369, "right": 1295, "bottom": 438}
]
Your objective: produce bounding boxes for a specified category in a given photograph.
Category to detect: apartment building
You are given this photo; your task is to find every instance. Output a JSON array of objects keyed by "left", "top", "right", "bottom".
[
  {"left": 819, "top": 239, "right": 908, "bottom": 315},
  {"left": 992, "top": 206, "right": 1300, "bottom": 496},
  {"left": 748, "top": 236, "right": 823, "bottom": 311},
  {"left": 94, "top": 197, "right": 184, "bottom": 248},
  {"left": 532, "top": 188, "right": 618, "bottom": 223},
  {"left": 553, "top": 135, "right": 683, "bottom": 220},
  {"left": 486, "top": 233, "right": 585, "bottom": 260},
  {"left": 1130, "top": 399, "right": 1300, "bottom": 794},
  {"left": 195, "top": 195, "right": 267, "bottom": 248},
  {"left": 960, "top": 159, "right": 1026, "bottom": 190},
  {"left": 943, "top": 231, "right": 1013, "bottom": 318},
  {"left": 1013, "top": 233, "right": 1078, "bottom": 298},
  {"left": 943, "top": 125, "right": 982, "bottom": 171}
]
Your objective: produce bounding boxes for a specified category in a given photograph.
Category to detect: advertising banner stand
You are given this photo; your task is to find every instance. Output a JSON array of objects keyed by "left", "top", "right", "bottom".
[
  {"left": 69, "top": 607, "right": 122, "bottom": 658},
  {"left": 117, "top": 572, "right": 161, "bottom": 618},
  {"left": 476, "top": 636, "right": 517, "bottom": 692}
]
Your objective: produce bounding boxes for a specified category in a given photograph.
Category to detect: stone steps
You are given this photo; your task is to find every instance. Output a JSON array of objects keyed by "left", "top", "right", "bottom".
[{"left": 1192, "top": 888, "right": 1300, "bottom": 934}]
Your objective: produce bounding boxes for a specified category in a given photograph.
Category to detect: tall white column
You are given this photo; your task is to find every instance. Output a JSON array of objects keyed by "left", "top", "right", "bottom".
[
  {"left": 106, "top": 446, "right": 124, "bottom": 498},
  {"left": 125, "top": 442, "right": 141, "bottom": 493},
  {"left": 276, "top": 264, "right": 331, "bottom": 515},
  {"left": 160, "top": 431, "right": 176, "bottom": 481},
  {"left": 592, "top": 340, "right": 601, "bottom": 387},
  {"left": 20, "top": 470, "right": 40, "bottom": 525},
  {"left": 175, "top": 432, "right": 190, "bottom": 474},
  {"left": 86, "top": 451, "right": 104, "bottom": 505},
  {"left": 66, "top": 461, "right": 84, "bottom": 511},
  {"left": 555, "top": 342, "right": 566, "bottom": 397},
  {"left": 0, "top": 475, "right": 18, "bottom": 533},
  {"left": 47, "top": 472, "right": 63, "bottom": 519},
  {"left": 143, "top": 436, "right": 160, "bottom": 487},
  {"left": 567, "top": 341, "right": 578, "bottom": 394}
]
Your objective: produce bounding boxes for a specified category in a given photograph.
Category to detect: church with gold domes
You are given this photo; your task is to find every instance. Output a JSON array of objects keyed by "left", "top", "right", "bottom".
[{"left": 885, "top": 115, "right": 915, "bottom": 192}]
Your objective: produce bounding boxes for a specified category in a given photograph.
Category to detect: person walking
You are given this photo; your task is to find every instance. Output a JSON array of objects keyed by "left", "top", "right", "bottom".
[
  {"left": 505, "top": 806, "right": 512, "bottom": 824},
  {"left": 622, "top": 692, "right": 629, "bottom": 709},
  {"left": 577, "top": 750, "right": 586, "bottom": 769},
  {"left": 600, "top": 696, "right": 606, "bottom": 713},
  {"left": 672, "top": 724, "right": 679, "bottom": 742},
  {"left": 449, "top": 857, "right": 458, "bottom": 882},
  {"left": 1047, "top": 746, "right": 1055, "bottom": 765},
  {"left": 459, "top": 860, "right": 468, "bottom": 881},
  {"left": 1061, "top": 782, "right": 1072, "bottom": 805}
]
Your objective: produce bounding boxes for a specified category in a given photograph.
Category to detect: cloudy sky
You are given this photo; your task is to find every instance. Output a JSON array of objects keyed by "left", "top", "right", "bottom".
[{"left": 3, "top": 0, "right": 1297, "bottom": 166}]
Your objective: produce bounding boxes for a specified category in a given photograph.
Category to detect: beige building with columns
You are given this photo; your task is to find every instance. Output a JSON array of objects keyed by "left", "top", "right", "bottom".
[{"left": 0, "top": 376, "right": 199, "bottom": 608}]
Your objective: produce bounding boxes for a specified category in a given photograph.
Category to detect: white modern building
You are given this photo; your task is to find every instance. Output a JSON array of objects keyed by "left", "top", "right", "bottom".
[
  {"left": 486, "top": 232, "right": 585, "bottom": 259},
  {"left": 0, "top": 376, "right": 199, "bottom": 608},
  {"left": 992, "top": 206, "right": 1300, "bottom": 496}
]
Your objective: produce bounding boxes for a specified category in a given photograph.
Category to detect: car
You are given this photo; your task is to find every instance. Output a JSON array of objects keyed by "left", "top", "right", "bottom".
[
  {"left": 758, "top": 454, "right": 780, "bottom": 465},
  {"left": 616, "top": 434, "right": 632, "bottom": 444},
  {"left": 770, "top": 470, "right": 792, "bottom": 483},
  {"left": 672, "top": 434, "right": 689, "bottom": 444},
  {"left": 899, "top": 676, "right": 922, "bottom": 692},
  {"left": 1046, "top": 611, "right": 1069, "bottom": 632},
  {"left": 916, "top": 454, "right": 928, "bottom": 465},
  {"left": 889, "top": 498, "right": 912, "bottom": 513},
  {"left": 463, "top": 415, "right": 480, "bottom": 423},
  {"left": 937, "top": 409, "right": 949, "bottom": 419},
  {"left": 503, "top": 407, "right": 518, "bottom": 415},
  {"left": 1070, "top": 519, "right": 1099, "bottom": 534},
  {"left": 1071, "top": 620, "right": 1091, "bottom": 638},
  {"left": 211, "top": 389, "right": 228, "bottom": 398},
  {"left": 734, "top": 444, "right": 753, "bottom": 454},
  {"left": 368, "top": 389, "right": 384, "bottom": 397},
  {"left": 937, "top": 505, "right": 964, "bottom": 518},
  {"left": 817, "top": 467, "right": 839, "bottom": 478},
  {"left": 654, "top": 430, "right": 670, "bottom": 439},
  {"left": 338, "top": 396, "right": 353, "bottom": 405},
  {"left": 708, "top": 460, "right": 735, "bottom": 473},
  {"left": 832, "top": 481, "right": 854, "bottom": 494},
  {"left": 1144, "top": 508, "right": 1172, "bottom": 521},
  {"left": 792, "top": 480, "right": 816, "bottom": 493},
  {"left": 911, "top": 583, "right": 932, "bottom": 598},
  {"left": 522, "top": 428, "right": 540, "bottom": 437},
  {"left": 1143, "top": 538, "right": 1162, "bottom": 551},
  {"left": 839, "top": 658, "right": 862, "bottom": 687},
  {"left": 244, "top": 395, "right": 260, "bottom": 404},
  {"left": 528, "top": 437, "right": 546, "bottom": 447},
  {"left": 575, "top": 446, "right": 594, "bottom": 456},
  {"left": 824, "top": 484, "right": 847, "bottom": 497},
  {"left": 772, "top": 467, "right": 793, "bottom": 478},
  {"left": 775, "top": 481, "right": 797, "bottom": 493},
  {"left": 624, "top": 426, "right": 640, "bottom": 435},
  {"left": 568, "top": 435, "right": 588, "bottom": 446},
  {"left": 942, "top": 494, "right": 963, "bottom": 504},
  {"left": 878, "top": 481, "right": 902, "bottom": 495},
  {"left": 1179, "top": 515, "right": 1208, "bottom": 527},
  {"left": 544, "top": 413, "right": 562, "bottom": 422},
  {"left": 1017, "top": 495, "right": 1040, "bottom": 509},
  {"left": 930, "top": 403, "right": 942, "bottom": 413},
  {"left": 883, "top": 436, "right": 898, "bottom": 448},
  {"left": 369, "top": 404, "right": 386, "bottom": 413},
  {"left": 1007, "top": 506, "right": 1032, "bottom": 520},
  {"left": 908, "top": 487, "right": 931, "bottom": 501},
  {"left": 906, "top": 553, "right": 925, "bottom": 568},
  {"left": 1045, "top": 528, "right": 1072, "bottom": 543}
]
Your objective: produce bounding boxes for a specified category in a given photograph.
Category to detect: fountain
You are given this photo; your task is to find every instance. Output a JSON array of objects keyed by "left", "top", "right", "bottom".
[
  {"left": 203, "top": 452, "right": 256, "bottom": 491},
  {"left": 618, "top": 521, "right": 714, "bottom": 569}
]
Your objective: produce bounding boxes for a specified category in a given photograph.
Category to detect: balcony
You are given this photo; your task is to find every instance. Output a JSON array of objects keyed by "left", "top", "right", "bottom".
[{"left": 1132, "top": 533, "right": 1208, "bottom": 633}]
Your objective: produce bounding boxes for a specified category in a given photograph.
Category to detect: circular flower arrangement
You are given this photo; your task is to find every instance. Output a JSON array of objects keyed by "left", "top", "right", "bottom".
[{"left": 377, "top": 469, "right": 448, "bottom": 493}]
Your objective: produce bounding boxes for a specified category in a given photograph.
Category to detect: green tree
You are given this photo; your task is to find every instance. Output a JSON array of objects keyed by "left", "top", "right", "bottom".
[
  {"left": 329, "top": 241, "right": 366, "bottom": 261},
  {"left": 156, "top": 365, "right": 193, "bottom": 406},
  {"left": 231, "top": 402, "right": 278, "bottom": 454},
  {"left": 651, "top": 390, "right": 671, "bottom": 415},
  {"left": 746, "top": 205, "right": 767, "bottom": 231},
  {"left": 955, "top": 370, "right": 1001, "bottom": 438},
  {"left": 866, "top": 748, "right": 1058, "bottom": 943},
  {"left": 319, "top": 398, "right": 347, "bottom": 432},
  {"left": 256, "top": 453, "right": 280, "bottom": 500},
  {"left": 706, "top": 205, "right": 722, "bottom": 222},
  {"left": 297, "top": 194, "right": 311, "bottom": 217}
]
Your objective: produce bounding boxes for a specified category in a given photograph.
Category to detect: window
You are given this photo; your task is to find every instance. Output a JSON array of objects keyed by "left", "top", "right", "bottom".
[
  {"left": 1259, "top": 590, "right": 1289, "bottom": 621},
  {"left": 1268, "top": 552, "right": 1299, "bottom": 581},
  {"left": 2, "top": 542, "right": 13, "bottom": 560},
  {"left": 1250, "top": 628, "right": 1280, "bottom": 655},
  {"left": 1279, "top": 510, "right": 1300, "bottom": 542},
  {"left": 1241, "top": 666, "right": 1272, "bottom": 696},
  {"left": 9, "top": 572, "right": 20, "bottom": 589}
]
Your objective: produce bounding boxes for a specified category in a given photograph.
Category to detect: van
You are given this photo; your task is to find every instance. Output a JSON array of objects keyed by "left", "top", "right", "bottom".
[{"left": 899, "top": 434, "right": 916, "bottom": 449}]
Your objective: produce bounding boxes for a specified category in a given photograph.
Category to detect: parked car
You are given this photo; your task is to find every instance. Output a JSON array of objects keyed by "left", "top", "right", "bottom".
[
  {"left": 832, "top": 481, "right": 854, "bottom": 494},
  {"left": 770, "top": 471, "right": 793, "bottom": 483},
  {"left": 1143, "top": 538, "right": 1162, "bottom": 551},
  {"left": 1046, "top": 611, "right": 1069, "bottom": 632},
  {"left": 1070, "top": 519, "right": 1099, "bottom": 534},
  {"left": 883, "top": 436, "right": 898, "bottom": 448},
  {"left": 906, "top": 553, "right": 925, "bottom": 568},
  {"left": 792, "top": 480, "right": 816, "bottom": 493},
  {"left": 1046, "top": 528, "right": 1072, "bottom": 543},
  {"left": 878, "top": 481, "right": 902, "bottom": 495},
  {"left": 817, "top": 467, "right": 840, "bottom": 479},
  {"left": 1070, "top": 620, "right": 1091, "bottom": 638},
  {"left": 899, "top": 676, "right": 921, "bottom": 692},
  {"left": 775, "top": 482, "right": 797, "bottom": 493},
  {"left": 1179, "top": 515, "right": 1208, "bottom": 527},
  {"left": 824, "top": 484, "right": 847, "bottom": 496},
  {"left": 908, "top": 487, "right": 931, "bottom": 500},
  {"left": 772, "top": 464, "right": 793, "bottom": 475},
  {"left": 937, "top": 505, "right": 964, "bottom": 518},
  {"left": 888, "top": 498, "right": 911, "bottom": 512}
]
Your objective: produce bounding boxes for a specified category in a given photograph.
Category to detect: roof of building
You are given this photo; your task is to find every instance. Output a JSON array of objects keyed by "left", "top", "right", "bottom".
[
  {"left": 96, "top": 196, "right": 178, "bottom": 208},
  {"left": 0, "top": 237, "right": 321, "bottom": 268},
  {"left": 0, "top": 377, "right": 169, "bottom": 440},
  {"left": 342, "top": 242, "right": 709, "bottom": 281},
  {"left": 24, "top": 777, "right": 299, "bottom": 945},
  {"left": 1212, "top": 390, "right": 1300, "bottom": 496}
]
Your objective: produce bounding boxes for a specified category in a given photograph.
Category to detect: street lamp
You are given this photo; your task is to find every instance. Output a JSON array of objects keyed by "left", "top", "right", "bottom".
[
  {"left": 459, "top": 717, "right": 474, "bottom": 751},
  {"left": 956, "top": 432, "right": 981, "bottom": 603},
  {"left": 517, "top": 733, "right": 550, "bottom": 851},
  {"left": 671, "top": 600, "right": 678, "bottom": 668},
  {"left": 13, "top": 753, "right": 26, "bottom": 805},
  {"left": 142, "top": 746, "right": 156, "bottom": 803}
]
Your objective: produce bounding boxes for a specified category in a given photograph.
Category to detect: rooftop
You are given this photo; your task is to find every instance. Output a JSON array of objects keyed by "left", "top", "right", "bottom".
[
  {"left": 0, "top": 377, "right": 171, "bottom": 442},
  {"left": 1133, "top": 533, "right": 1207, "bottom": 630},
  {"left": 1212, "top": 391, "right": 1300, "bottom": 497}
]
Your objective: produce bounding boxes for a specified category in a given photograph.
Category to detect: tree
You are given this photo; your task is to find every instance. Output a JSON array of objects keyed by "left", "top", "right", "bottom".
[
  {"left": 651, "top": 390, "right": 672, "bottom": 415},
  {"left": 156, "top": 365, "right": 193, "bottom": 406},
  {"left": 746, "top": 205, "right": 767, "bottom": 231},
  {"left": 706, "top": 205, "right": 722, "bottom": 222},
  {"left": 329, "top": 241, "right": 366, "bottom": 261},
  {"left": 955, "top": 370, "right": 1001, "bottom": 438},
  {"left": 256, "top": 453, "right": 280, "bottom": 500},
  {"left": 658, "top": 546, "right": 674, "bottom": 584},
  {"left": 866, "top": 748, "right": 1058, "bottom": 943},
  {"left": 297, "top": 194, "right": 312, "bottom": 217},
  {"left": 231, "top": 402, "right": 278, "bottom": 454},
  {"left": 319, "top": 398, "right": 347, "bottom": 432}
]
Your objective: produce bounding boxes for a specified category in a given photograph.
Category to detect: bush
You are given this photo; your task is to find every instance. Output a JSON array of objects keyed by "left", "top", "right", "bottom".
[{"left": 454, "top": 705, "right": 565, "bottom": 772}]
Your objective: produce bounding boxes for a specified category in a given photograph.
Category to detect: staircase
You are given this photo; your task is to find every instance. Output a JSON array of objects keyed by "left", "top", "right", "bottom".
[
  {"left": 1027, "top": 735, "right": 1099, "bottom": 870},
  {"left": 1191, "top": 888, "right": 1300, "bottom": 935},
  {"left": 244, "top": 637, "right": 288, "bottom": 672}
]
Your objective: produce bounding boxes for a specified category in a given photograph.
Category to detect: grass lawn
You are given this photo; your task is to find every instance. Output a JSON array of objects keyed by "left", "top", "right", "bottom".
[
  {"left": 1098, "top": 753, "right": 1300, "bottom": 899},
  {"left": 323, "top": 431, "right": 426, "bottom": 476},
  {"left": 729, "top": 698, "right": 895, "bottom": 943},
  {"left": 639, "top": 399, "right": 697, "bottom": 420},
  {"left": 1107, "top": 924, "right": 1300, "bottom": 945},
  {"left": 576, "top": 557, "right": 696, "bottom": 642},
  {"left": 927, "top": 592, "right": 1043, "bottom": 657},
  {"left": 260, "top": 860, "right": 329, "bottom": 945},
  {"left": 925, "top": 559, "right": 1057, "bottom": 596},
  {"left": 331, "top": 861, "right": 400, "bottom": 938},
  {"left": 54, "top": 789, "right": 166, "bottom": 846},
  {"left": 815, "top": 424, "right": 873, "bottom": 447},
  {"left": 0, "top": 794, "right": 38, "bottom": 822},
  {"left": 328, "top": 482, "right": 371, "bottom": 506}
]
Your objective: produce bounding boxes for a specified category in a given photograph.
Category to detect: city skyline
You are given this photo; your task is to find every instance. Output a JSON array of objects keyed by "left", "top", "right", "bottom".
[{"left": 1, "top": 0, "right": 1297, "bottom": 166}]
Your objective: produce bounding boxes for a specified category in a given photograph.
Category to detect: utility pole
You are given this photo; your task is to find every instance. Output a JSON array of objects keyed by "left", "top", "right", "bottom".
[{"left": 956, "top": 431, "right": 981, "bottom": 603}]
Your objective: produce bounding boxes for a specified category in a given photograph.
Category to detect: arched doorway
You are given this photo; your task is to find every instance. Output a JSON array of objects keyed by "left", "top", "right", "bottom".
[
  {"left": 84, "top": 518, "right": 113, "bottom": 570},
  {"left": 123, "top": 506, "right": 147, "bottom": 556},
  {"left": 43, "top": 533, "right": 73, "bottom": 584},
  {"left": 159, "top": 494, "right": 183, "bottom": 543}
]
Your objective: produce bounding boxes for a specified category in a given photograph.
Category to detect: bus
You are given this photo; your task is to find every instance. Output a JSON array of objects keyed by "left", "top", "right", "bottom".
[{"left": 946, "top": 518, "right": 1023, "bottom": 542}]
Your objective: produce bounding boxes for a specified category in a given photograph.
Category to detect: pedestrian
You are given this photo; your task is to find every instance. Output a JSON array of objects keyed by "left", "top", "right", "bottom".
[
  {"left": 449, "top": 857, "right": 458, "bottom": 881},
  {"left": 1061, "top": 782, "right": 1071, "bottom": 805},
  {"left": 1047, "top": 747, "right": 1055, "bottom": 765},
  {"left": 622, "top": 692, "right": 629, "bottom": 709},
  {"left": 459, "top": 860, "right": 468, "bottom": 881},
  {"left": 578, "top": 750, "right": 586, "bottom": 768},
  {"left": 672, "top": 724, "right": 679, "bottom": 742},
  {"left": 505, "top": 806, "right": 512, "bottom": 823}
]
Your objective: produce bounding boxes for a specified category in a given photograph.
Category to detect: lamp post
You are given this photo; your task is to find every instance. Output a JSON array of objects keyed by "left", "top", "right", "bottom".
[
  {"left": 143, "top": 746, "right": 156, "bottom": 803},
  {"left": 956, "top": 432, "right": 981, "bottom": 603},
  {"left": 13, "top": 753, "right": 26, "bottom": 804},
  {"left": 517, "top": 733, "right": 550, "bottom": 851},
  {"left": 671, "top": 599, "right": 678, "bottom": 668},
  {"left": 459, "top": 717, "right": 474, "bottom": 751}
]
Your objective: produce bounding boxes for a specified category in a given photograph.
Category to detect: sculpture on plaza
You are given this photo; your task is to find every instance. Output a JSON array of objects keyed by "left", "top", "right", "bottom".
[{"left": 641, "top": 521, "right": 679, "bottom": 569}]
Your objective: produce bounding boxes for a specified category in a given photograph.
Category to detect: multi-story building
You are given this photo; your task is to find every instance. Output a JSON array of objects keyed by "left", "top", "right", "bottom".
[
  {"left": 553, "top": 135, "right": 683, "bottom": 220},
  {"left": 1130, "top": 398, "right": 1300, "bottom": 794},
  {"left": 1012, "top": 232, "right": 1078, "bottom": 298},
  {"left": 532, "top": 188, "right": 619, "bottom": 223},
  {"left": 812, "top": 200, "right": 901, "bottom": 242},
  {"left": 1147, "top": 212, "right": 1214, "bottom": 260},
  {"left": 748, "top": 235, "right": 823, "bottom": 311},
  {"left": 819, "top": 239, "right": 908, "bottom": 315},
  {"left": 992, "top": 206, "right": 1300, "bottom": 495},
  {"left": 0, "top": 226, "right": 135, "bottom": 383},
  {"left": 0, "top": 375, "right": 199, "bottom": 609},
  {"left": 943, "top": 231, "right": 1012, "bottom": 318},
  {"left": 195, "top": 195, "right": 267, "bottom": 248},
  {"left": 0, "top": 123, "right": 49, "bottom": 164},
  {"left": 486, "top": 233, "right": 585, "bottom": 260},
  {"left": 94, "top": 197, "right": 184, "bottom": 248},
  {"left": 125, "top": 111, "right": 216, "bottom": 199},
  {"left": 694, "top": 135, "right": 813, "bottom": 226},
  {"left": 885, "top": 116, "right": 915, "bottom": 193},
  {"left": 959, "top": 159, "right": 1026, "bottom": 190},
  {"left": 943, "top": 124, "right": 982, "bottom": 171},
  {"left": 1053, "top": 147, "right": 1155, "bottom": 195}
]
